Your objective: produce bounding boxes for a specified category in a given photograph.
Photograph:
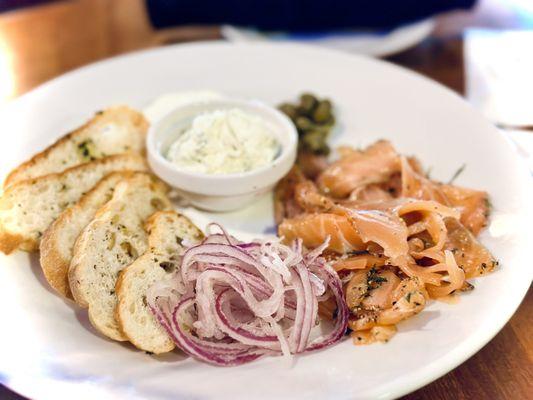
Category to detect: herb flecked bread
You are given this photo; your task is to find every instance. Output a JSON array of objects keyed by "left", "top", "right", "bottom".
[
  {"left": 116, "top": 211, "right": 204, "bottom": 354},
  {"left": 39, "top": 171, "right": 136, "bottom": 299},
  {"left": 0, "top": 154, "right": 148, "bottom": 254},
  {"left": 68, "top": 173, "right": 172, "bottom": 341},
  {"left": 4, "top": 106, "right": 148, "bottom": 188}
]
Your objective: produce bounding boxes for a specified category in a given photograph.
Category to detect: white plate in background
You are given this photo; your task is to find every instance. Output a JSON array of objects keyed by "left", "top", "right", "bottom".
[
  {"left": 221, "top": 19, "right": 435, "bottom": 57},
  {"left": 0, "top": 42, "right": 531, "bottom": 400}
]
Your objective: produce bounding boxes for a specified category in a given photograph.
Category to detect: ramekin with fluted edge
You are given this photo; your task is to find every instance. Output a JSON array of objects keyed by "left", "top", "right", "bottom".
[{"left": 146, "top": 98, "right": 298, "bottom": 212}]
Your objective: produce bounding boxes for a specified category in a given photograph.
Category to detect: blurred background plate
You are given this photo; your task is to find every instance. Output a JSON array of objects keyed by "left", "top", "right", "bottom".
[{"left": 221, "top": 18, "right": 435, "bottom": 57}]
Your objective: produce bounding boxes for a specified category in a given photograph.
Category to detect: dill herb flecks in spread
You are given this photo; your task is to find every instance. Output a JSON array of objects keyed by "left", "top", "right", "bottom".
[{"left": 166, "top": 108, "right": 280, "bottom": 174}]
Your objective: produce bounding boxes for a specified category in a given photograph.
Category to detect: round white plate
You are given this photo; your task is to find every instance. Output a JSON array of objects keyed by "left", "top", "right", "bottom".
[
  {"left": 0, "top": 43, "right": 531, "bottom": 400},
  {"left": 221, "top": 19, "right": 435, "bottom": 57}
]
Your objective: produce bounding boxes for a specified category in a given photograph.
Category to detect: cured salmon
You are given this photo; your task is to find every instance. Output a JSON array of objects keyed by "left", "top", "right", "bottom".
[
  {"left": 401, "top": 156, "right": 489, "bottom": 235},
  {"left": 317, "top": 140, "right": 400, "bottom": 198},
  {"left": 274, "top": 139, "right": 496, "bottom": 345},
  {"left": 445, "top": 218, "right": 497, "bottom": 278},
  {"left": 278, "top": 213, "right": 365, "bottom": 254},
  {"left": 441, "top": 184, "right": 489, "bottom": 236}
]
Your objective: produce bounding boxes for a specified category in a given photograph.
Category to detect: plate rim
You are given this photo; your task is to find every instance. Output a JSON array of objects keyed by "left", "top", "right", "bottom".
[{"left": 0, "top": 41, "right": 532, "bottom": 400}]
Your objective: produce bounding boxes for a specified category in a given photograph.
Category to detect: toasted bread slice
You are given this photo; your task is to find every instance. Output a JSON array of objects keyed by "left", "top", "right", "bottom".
[
  {"left": 116, "top": 211, "right": 204, "bottom": 354},
  {"left": 40, "top": 171, "right": 136, "bottom": 299},
  {"left": 4, "top": 106, "right": 148, "bottom": 188},
  {"left": 69, "top": 173, "right": 172, "bottom": 341},
  {"left": 0, "top": 154, "right": 148, "bottom": 254}
]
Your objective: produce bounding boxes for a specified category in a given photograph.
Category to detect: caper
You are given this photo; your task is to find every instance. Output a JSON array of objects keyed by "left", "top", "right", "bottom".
[
  {"left": 278, "top": 92, "right": 335, "bottom": 155},
  {"left": 313, "top": 100, "right": 333, "bottom": 123},
  {"left": 322, "top": 99, "right": 332, "bottom": 110},
  {"left": 299, "top": 93, "right": 318, "bottom": 114},
  {"left": 279, "top": 103, "right": 298, "bottom": 120},
  {"left": 295, "top": 116, "right": 314, "bottom": 132},
  {"left": 323, "top": 115, "right": 335, "bottom": 127},
  {"left": 302, "top": 130, "right": 327, "bottom": 152},
  {"left": 307, "top": 123, "right": 331, "bottom": 134}
]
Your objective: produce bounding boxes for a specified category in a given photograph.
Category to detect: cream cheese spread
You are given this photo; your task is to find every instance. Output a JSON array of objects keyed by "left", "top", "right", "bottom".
[{"left": 166, "top": 108, "right": 280, "bottom": 174}]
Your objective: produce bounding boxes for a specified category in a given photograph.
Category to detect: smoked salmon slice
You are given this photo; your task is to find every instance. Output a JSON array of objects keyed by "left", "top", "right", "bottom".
[
  {"left": 278, "top": 213, "right": 365, "bottom": 254},
  {"left": 317, "top": 140, "right": 400, "bottom": 198},
  {"left": 401, "top": 157, "right": 489, "bottom": 235}
]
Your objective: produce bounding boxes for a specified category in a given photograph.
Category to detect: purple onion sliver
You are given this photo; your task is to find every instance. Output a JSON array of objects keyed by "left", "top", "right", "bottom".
[{"left": 147, "top": 230, "right": 348, "bottom": 366}]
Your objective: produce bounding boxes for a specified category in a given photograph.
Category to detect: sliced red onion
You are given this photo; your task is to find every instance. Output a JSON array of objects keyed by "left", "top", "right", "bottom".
[
  {"left": 206, "top": 223, "right": 239, "bottom": 245},
  {"left": 306, "top": 260, "right": 349, "bottom": 351},
  {"left": 305, "top": 236, "right": 331, "bottom": 265},
  {"left": 170, "top": 297, "right": 266, "bottom": 365},
  {"left": 295, "top": 262, "right": 317, "bottom": 353},
  {"left": 215, "top": 289, "right": 280, "bottom": 349},
  {"left": 148, "top": 227, "right": 348, "bottom": 366}
]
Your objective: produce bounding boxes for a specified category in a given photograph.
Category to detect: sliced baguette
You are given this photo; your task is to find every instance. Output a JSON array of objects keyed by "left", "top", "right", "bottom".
[
  {"left": 116, "top": 211, "right": 204, "bottom": 354},
  {"left": 4, "top": 106, "right": 148, "bottom": 188},
  {"left": 0, "top": 154, "right": 148, "bottom": 254},
  {"left": 40, "top": 171, "right": 136, "bottom": 299},
  {"left": 69, "top": 173, "right": 172, "bottom": 341}
]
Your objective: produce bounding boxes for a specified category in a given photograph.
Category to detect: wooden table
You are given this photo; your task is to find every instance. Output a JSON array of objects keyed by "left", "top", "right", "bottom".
[{"left": 0, "top": 1, "right": 531, "bottom": 399}]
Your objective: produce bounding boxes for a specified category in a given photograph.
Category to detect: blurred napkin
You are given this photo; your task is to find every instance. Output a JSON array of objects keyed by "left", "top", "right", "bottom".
[{"left": 465, "top": 29, "right": 533, "bottom": 171}]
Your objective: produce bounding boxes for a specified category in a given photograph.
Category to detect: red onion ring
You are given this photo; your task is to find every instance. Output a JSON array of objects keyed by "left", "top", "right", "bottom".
[{"left": 148, "top": 226, "right": 348, "bottom": 366}]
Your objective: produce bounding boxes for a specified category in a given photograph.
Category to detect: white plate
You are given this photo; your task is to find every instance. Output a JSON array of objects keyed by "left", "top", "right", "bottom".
[
  {"left": 221, "top": 19, "right": 435, "bottom": 57},
  {"left": 0, "top": 43, "right": 531, "bottom": 400}
]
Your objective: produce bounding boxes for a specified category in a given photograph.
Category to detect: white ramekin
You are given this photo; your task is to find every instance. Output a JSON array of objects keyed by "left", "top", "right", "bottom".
[{"left": 146, "top": 98, "right": 298, "bottom": 212}]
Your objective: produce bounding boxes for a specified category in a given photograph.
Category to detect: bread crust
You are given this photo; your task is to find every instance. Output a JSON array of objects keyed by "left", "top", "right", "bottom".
[
  {"left": 68, "top": 174, "right": 171, "bottom": 341},
  {"left": 40, "top": 172, "right": 134, "bottom": 299},
  {"left": 4, "top": 106, "right": 148, "bottom": 188},
  {"left": 114, "top": 252, "right": 176, "bottom": 353},
  {"left": 0, "top": 231, "right": 28, "bottom": 254},
  {"left": 116, "top": 211, "right": 204, "bottom": 354},
  {"left": 0, "top": 154, "right": 148, "bottom": 255}
]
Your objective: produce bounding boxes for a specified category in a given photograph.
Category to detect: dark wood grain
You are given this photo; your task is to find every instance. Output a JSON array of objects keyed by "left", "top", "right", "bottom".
[
  {"left": 402, "top": 289, "right": 533, "bottom": 400},
  {"left": 0, "top": 1, "right": 531, "bottom": 399},
  {"left": 386, "top": 36, "right": 464, "bottom": 95}
]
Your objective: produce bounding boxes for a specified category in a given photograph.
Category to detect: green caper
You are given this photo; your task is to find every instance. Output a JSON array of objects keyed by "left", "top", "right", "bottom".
[
  {"left": 307, "top": 123, "right": 331, "bottom": 134},
  {"left": 278, "top": 92, "right": 335, "bottom": 155},
  {"left": 323, "top": 115, "right": 335, "bottom": 127},
  {"left": 279, "top": 103, "right": 298, "bottom": 120},
  {"left": 295, "top": 116, "right": 314, "bottom": 132},
  {"left": 312, "top": 100, "right": 333, "bottom": 123},
  {"left": 299, "top": 93, "right": 318, "bottom": 114},
  {"left": 322, "top": 99, "right": 332, "bottom": 110},
  {"left": 302, "top": 130, "right": 327, "bottom": 152}
]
